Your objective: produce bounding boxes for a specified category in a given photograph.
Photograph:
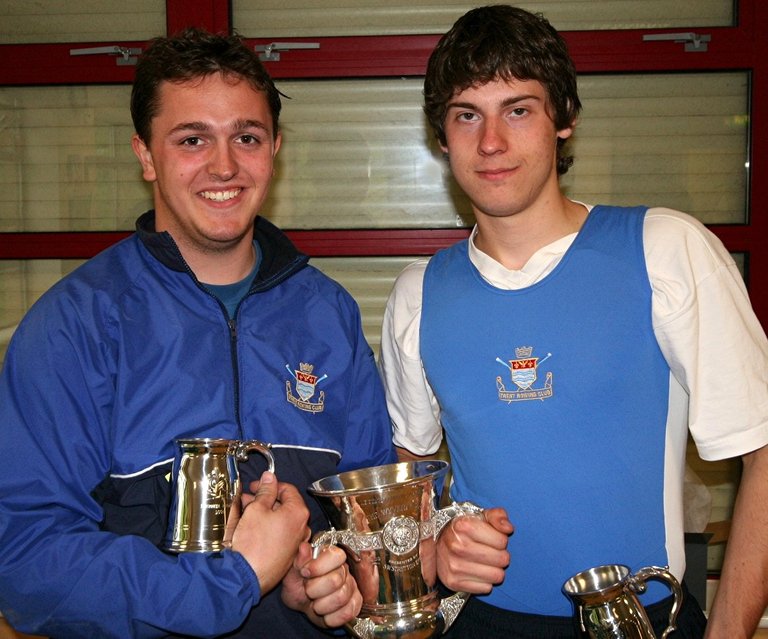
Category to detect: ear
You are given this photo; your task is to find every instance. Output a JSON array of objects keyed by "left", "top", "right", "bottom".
[
  {"left": 557, "top": 125, "right": 574, "bottom": 142},
  {"left": 131, "top": 134, "right": 157, "bottom": 182},
  {"left": 272, "top": 130, "right": 283, "bottom": 158}
]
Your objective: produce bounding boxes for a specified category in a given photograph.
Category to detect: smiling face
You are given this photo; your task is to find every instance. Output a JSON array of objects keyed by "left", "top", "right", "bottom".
[
  {"left": 132, "top": 73, "right": 281, "bottom": 277},
  {"left": 441, "top": 77, "right": 573, "bottom": 222}
]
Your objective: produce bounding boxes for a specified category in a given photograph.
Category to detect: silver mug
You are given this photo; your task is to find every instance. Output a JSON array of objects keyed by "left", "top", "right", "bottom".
[
  {"left": 163, "top": 438, "right": 275, "bottom": 553},
  {"left": 308, "top": 460, "right": 484, "bottom": 639},
  {"left": 562, "top": 564, "right": 683, "bottom": 639}
]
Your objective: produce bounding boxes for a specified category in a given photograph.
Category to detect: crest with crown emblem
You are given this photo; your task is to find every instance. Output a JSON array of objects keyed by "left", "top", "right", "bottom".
[
  {"left": 495, "top": 347, "right": 553, "bottom": 403},
  {"left": 286, "top": 361, "right": 328, "bottom": 412}
]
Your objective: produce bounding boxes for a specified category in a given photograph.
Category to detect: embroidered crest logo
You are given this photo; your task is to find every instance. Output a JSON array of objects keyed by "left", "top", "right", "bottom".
[
  {"left": 285, "top": 362, "right": 328, "bottom": 413},
  {"left": 495, "top": 346, "right": 553, "bottom": 403}
]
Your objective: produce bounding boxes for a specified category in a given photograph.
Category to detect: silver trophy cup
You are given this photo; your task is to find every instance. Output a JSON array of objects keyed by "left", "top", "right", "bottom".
[
  {"left": 562, "top": 564, "right": 683, "bottom": 639},
  {"left": 163, "top": 438, "right": 275, "bottom": 553},
  {"left": 308, "top": 460, "right": 484, "bottom": 639}
]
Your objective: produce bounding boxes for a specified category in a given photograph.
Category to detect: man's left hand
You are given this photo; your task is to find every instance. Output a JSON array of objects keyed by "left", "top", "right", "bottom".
[{"left": 281, "top": 542, "right": 362, "bottom": 629}]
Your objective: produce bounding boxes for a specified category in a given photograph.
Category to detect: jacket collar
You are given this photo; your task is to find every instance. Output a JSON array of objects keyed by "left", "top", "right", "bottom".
[{"left": 135, "top": 210, "right": 309, "bottom": 292}]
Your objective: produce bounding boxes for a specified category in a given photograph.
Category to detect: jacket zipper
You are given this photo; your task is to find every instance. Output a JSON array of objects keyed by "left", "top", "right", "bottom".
[
  {"left": 178, "top": 254, "right": 246, "bottom": 440},
  {"left": 227, "top": 316, "right": 243, "bottom": 438}
]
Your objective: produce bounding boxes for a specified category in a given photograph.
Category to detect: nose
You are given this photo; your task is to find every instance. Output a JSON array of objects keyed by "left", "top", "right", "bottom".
[
  {"left": 209, "top": 141, "right": 238, "bottom": 180},
  {"left": 478, "top": 118, "right": 507, "bottom": 156}
]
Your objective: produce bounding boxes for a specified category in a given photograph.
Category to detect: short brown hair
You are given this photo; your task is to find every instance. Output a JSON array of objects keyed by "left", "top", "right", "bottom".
[
  {"left": 131, "top": 28, "right": 282, "bottom": 144},
  {"left": 424, "top": 5, "right": 581, "bottom": 175}
]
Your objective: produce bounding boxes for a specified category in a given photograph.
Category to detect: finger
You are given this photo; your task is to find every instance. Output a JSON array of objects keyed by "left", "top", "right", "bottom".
[
  {"left": 314, "top": 580, "right": 362, "bottom": 627},
  {"left": 301, "top": 545, "right": 346, "bottom": 579},
  {"left": 307, "top": 561, "right": 359, "bottom": 613},
  {"left": 293, "top": 541, "right": 312, "bottom": 572}
]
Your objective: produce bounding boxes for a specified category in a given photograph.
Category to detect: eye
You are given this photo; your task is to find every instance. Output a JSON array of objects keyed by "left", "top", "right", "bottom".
[
  {"left": 181, "top": 136, "right": 202, "bottom": 146},
  {"left": 238, "top": 134, "right": 261, "bottom": 145},
  {"left": 457, "top": 111, "right": 478, "bottom": 122}
]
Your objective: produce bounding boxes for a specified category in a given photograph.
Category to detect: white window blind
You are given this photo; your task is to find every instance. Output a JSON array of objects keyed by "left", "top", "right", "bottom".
[
  {"left": 234, "top": 0, "right": 733, "bottom": 37},
  {"left": 562, "top": 72, "right": 749, "bottom": 224},
  {"left": 0, "top": 86, "right": 149, "bottom": 232},
  {"left": 1, "top": 0, "right": 165, "bottom": 44},
  {"left": 0, "top": 72, "right": 748, "bottom": 233}
]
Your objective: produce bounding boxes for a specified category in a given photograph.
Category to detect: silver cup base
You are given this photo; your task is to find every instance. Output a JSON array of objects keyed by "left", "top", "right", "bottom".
[{"left": 163, "top": 539, "right": 231, "bottom": 553}]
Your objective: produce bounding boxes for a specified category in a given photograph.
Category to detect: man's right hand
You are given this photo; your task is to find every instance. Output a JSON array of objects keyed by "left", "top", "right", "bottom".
[
  {"left": 232, "top": 471, "right": 310, "bottom": 594},
  {"left": 436, "top": 507, "right": 514, "bottom": 594}
]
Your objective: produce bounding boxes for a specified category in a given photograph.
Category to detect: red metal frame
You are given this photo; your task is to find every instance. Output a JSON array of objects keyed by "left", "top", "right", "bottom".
[
  {"left": 0, "top": 229, "right": 470, "bottom": 259},
  {"left": 1, "top": 0, "right": 765, "bottom": 324}
]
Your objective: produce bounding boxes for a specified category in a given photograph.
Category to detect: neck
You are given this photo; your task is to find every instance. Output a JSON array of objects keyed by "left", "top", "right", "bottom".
[
  {"left": 182, "top": 238, "right": 257, "bottom": 285},
  {"left": 474, "top": 198, "right": 588, "bottom": 270}
]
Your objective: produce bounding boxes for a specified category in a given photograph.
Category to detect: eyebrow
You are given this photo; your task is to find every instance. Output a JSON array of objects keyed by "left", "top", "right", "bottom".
[
  {"left": 447, "top": 94, "right": 542, "bottom": 111},
  {"left": 169, "top": 119, "right": 271, "bottom": 135}
]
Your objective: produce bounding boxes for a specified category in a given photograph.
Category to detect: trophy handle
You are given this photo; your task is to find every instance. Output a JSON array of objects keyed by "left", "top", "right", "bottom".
[
  {"left": 310, "top": 501, "right": 485, "bottom": 556},
  {"left": 310, "top": 527, "right": 379, "bottom": 559},
  {"left": 628, "top": 566, "right": 683, "bottom": 639},
  {"left": 235, "top": 439, "right": 275, "bottom": 473}
]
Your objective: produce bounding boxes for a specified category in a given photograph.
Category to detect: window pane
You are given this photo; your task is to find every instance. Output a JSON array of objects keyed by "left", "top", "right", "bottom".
[
  {"left": 264, "top": 79, "right": 462, "bottom": 230},
  {"left": 0, "top": 86, "right": 151, "bottom": 232},
  {"left": 562, "top": 72, "right": 749, "bottom": 224},
  {"left": 1, "top": 0, "right": 165, "bottom": 44},
  {"left": 0, "top": 72, "right": 748, "bottom": 232},
  {"left": 234, "top": 0, "right": 734, "bottom": 37}
]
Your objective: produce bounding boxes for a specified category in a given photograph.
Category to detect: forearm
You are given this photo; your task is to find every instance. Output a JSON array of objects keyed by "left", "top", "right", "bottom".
[
  {"left": 396, "top": 445, "right": 434, "bottom": 462},
  {"left": 705, "top": 444, "right": 768, "bottom": 638},
  {"left": 0, "top": 525, "right": 256, "bottom": 638}
]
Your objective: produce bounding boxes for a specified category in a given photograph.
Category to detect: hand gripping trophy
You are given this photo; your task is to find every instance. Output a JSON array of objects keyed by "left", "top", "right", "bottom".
[{"left": 309, "top": 460, "right": 483, "bottom": 639}]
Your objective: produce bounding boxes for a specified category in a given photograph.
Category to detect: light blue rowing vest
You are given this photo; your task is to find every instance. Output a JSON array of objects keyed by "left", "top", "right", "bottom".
[{"left": 421, "top": 205, "right": 672, "bottom": 615}]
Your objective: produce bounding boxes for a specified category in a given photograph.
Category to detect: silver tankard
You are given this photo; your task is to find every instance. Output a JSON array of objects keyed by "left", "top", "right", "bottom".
[
  {"left": 308, "top": 460, "right": 484, "bottom": 639},
  {"left": 163, "top": 438, "right": 275, "bottom": 553},
  {"left": 562, "top": 564, "right": 683, "bottom": 639}
]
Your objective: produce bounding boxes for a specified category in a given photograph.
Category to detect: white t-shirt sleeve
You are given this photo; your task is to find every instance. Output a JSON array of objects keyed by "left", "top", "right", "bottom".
[
  {"left": 378, "top": 258, "right": 443, "bottom": 455},
  {"left": 645, "top": 208, "right": 768, "bottom": 460}
]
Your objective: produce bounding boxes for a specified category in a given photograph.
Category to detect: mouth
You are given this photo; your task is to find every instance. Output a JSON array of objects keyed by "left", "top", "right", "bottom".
[
  {"left": 478, "top": 167, "right": 514, "bottom": 177},
  {"left": 200, "top": 188, "right": 242, "bottom": 202}
]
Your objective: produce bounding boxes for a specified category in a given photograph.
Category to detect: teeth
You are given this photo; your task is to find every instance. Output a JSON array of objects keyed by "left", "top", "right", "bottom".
[{"left": 201, "top": 189, "right": 241, "bottom": 202}]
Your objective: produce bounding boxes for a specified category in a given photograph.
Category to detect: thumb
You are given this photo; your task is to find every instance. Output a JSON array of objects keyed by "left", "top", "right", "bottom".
[
  {"left": 293, "top": 541, "right": 312, "bottom": 573},
  {"left": 484, "top": 507, "right": 515, "bottom": 535},
  {"left": 250, "top": 471, "right": 278, "bottom": 509}
]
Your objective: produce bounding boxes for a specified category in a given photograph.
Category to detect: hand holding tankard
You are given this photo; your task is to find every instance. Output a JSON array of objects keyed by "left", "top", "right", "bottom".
[
  {"left": 233, "top": 472, "right": 311, "bottom": 594},
  {"left": 163, "top": 437, "right": 311, "bottom": 595},
  {"left": 164, "top": 438, "right": 277, "bottom": 553}
]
